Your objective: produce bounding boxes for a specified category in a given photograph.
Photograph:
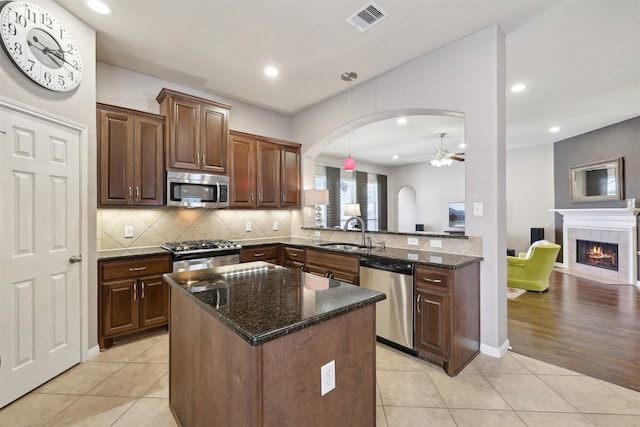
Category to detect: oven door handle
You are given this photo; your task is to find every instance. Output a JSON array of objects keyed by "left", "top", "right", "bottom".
[{"left": 217, "top": 181, "right": 221, "bottom": 204}]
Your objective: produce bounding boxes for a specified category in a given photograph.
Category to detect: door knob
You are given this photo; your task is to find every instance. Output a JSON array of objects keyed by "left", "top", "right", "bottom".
[{"left": 69, "top": 255, "right": 82, "bottom": 263}]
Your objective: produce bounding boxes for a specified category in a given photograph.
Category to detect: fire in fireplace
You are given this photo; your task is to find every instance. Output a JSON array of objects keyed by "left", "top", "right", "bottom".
[{"left": 576, "top": 239, "right": 619, "bottom": 271}]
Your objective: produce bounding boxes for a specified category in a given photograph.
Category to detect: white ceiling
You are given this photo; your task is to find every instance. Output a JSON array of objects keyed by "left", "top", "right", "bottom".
[{"left": 57, "top": 0, "right": 640, "bottom": 165}]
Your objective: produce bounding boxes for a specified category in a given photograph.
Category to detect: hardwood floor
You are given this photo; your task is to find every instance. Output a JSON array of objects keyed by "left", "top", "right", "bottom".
[{"left": 508, "top": 270, "right": 640, "bottom": 391}]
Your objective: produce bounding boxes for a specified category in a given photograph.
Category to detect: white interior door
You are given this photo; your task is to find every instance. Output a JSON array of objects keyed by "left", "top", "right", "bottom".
[{"left": 0, "top": 103, "right": 82, "bottom": 408}]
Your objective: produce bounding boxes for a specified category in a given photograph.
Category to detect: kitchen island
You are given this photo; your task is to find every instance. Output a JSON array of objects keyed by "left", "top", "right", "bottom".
[{"left": 163, "top": 261, "right": 385, "bottom": 427}]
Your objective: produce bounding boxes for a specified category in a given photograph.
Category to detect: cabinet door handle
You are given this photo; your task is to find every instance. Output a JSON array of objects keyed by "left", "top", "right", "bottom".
[
  {"left": 141, "top": 281, "right": 145, "bottom": 299},
  {"left": 128, "top": 186, "right": 132, "bottom": 203},
  {"left": 290, "top": 253, "right": 298, "bottom": 257},
  {"left": 254, "top": 253, "right": 265, "bottom": 257},
  {"left": 250, "top": 193, "right": 254, "bottom": 202},
  {"left": 202, "top": 153, "right": 206, "bottom": 165},
  {"left": 136, "top": 187, "right": 140, "bottom": 202},
  {"left": 128, "top": 266, "right": 148, "bottom": 272},
  {"left": 417, "top": 294, "right": 421, "bottom": 314},
  {"left": 281, "top": 193, "right": 285, "bottom": 203},
  {"left": 133, "top": 283, "right": 137, "bottom": 300},
  {"left": 196, "top": 153, "right": 200, "bottom": 165},
  {"left": 423, "top": 277, "right": 442, "bottom": 284},
  {"left": 258, "top": 192, "right": 262, "bottom": 202}
]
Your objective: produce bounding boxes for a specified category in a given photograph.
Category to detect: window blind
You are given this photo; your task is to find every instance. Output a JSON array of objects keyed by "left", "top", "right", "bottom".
[{"left": 326, "top": 166, "right": 341, "bottom": 228}]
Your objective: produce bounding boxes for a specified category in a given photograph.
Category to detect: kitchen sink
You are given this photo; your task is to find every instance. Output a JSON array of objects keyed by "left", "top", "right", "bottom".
[{"left": 316, "top": 242, "right": 369, "bottom": 252}]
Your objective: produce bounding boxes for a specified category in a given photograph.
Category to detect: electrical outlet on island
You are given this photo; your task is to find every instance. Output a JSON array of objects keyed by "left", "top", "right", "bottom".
[{"left": 245, "top": 222, "right": 251, "bottom": 232}]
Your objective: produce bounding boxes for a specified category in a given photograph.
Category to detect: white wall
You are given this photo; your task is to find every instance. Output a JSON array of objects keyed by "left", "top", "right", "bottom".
[
  {"left": 97, "top": 62, "right": 292, "bottom": 141},
  {"left": 392, "top": 161, "right": 465, "bottom": 232},
  {"left": 0, "top": 0, "right": 98, "bottom": 351},
  {"left": 506, "top": 145, "right": 556, "bottom": 253},
  {"left": 292, "top": 26, "right": 508, "bottom": 356}
]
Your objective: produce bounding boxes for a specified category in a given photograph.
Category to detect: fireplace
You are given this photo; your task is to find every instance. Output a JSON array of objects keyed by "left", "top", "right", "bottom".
[
  {"left": 553, "top": 208, "right": 639, "bottom": 285},
  {"left": 576, "top": 239, "right": 618, "bottom": 271}
]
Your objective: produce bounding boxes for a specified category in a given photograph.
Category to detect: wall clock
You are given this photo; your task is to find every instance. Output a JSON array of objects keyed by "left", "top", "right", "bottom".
[{"left": 0, "top": 1, "right": 83, "bottom": 91}]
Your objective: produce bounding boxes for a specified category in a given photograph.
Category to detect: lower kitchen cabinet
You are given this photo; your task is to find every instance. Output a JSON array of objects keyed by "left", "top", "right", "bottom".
[
  {"left": 304, "top": 248, "right": 359, "bottom": 285},
  {"left": 281, "top": 246, "right": 305, "bottom": 270},
  {"left": 415, "top": 261, "right": 480, "bottom": 376},
  {"left": 98, "top": 254, "right": 171, "bottom": 350},
  {"left": 240, "top": 245, "right": 279, "bottom": 264}
]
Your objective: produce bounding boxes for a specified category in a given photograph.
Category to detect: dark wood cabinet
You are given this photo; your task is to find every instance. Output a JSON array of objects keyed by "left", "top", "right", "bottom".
[
  {"left": 157, "top": 88, "right": 231, "bottom": 173},
  {"left": 282, "top": 246, "right": 305, "bottom": 270},
  {"left": 229, "top": 131, "right": 301, "bottom": 209},
  {"left": 97, "top": 103, "right": 165, "bottom": 207},
  {"left": 228, "top": 132, "right": 255, "bottom": 207},
  {"left": 416, "top": 288, "right": 450, "bottom": 359},
  {"left": 256, "top": 140, "right": 280, "bottom": 207},
  {"left": 414, "top": 262, "right": 480, "bottom": 376},
  {"left": 98, "top": 254, "right": 171, "bottom": 350},
  {"left": 280, "top": 145, "right": 301, "bottom": 208},
  {"left": 240, "top": 245, "right": 279, "bottom": 264},
  {"left": 304, "top": 248, "right": 360, "bottom": 285}
]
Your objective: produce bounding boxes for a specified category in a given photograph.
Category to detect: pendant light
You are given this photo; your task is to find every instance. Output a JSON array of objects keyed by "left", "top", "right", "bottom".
[{"left": 342, "top": 71, "right": 357, "bottom": 172}]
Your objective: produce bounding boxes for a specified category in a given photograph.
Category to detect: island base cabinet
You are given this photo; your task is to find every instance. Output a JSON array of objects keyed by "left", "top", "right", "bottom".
[{"left": 170, "top": 287, "right": 376, "bottom": 427}]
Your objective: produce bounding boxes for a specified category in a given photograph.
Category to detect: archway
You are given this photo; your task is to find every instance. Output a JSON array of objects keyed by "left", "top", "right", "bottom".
[{"left": 397, "top": 185, "right": 417, "bottom": 232}]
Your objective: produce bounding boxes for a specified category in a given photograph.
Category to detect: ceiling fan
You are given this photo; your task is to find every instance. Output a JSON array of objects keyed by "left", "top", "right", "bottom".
[{"left": 430, "top": 133, "right": 465, "bottom": 167}]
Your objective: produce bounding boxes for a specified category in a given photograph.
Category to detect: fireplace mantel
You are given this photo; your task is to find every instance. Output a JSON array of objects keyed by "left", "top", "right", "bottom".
[{"left": 551, "top": 208, "right": 639, "bottom": 285}]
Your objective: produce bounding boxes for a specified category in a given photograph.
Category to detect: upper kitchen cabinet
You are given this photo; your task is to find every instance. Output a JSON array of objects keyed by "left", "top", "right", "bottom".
[
  {"left": 280, "top": 144, "right": 301, "bottom": 208},
  {"left": 156, "top": 88, "right": 232, "bottom": 174},
  {"left": 228, "top": 131, "right": 301, "bottom": 209},
  {"left": 97, "top": 103, "right": 165, "bottom": 207}
]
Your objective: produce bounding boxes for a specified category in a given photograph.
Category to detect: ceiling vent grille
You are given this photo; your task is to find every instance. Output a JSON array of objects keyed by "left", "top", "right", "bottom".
[{"left": 346, "top": 1, "right": 388, "bottom": 32}]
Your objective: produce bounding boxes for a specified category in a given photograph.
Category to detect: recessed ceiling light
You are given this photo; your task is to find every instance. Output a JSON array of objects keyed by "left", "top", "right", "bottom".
[
  {"left": 511, "top": 83, "right": 526, "bottom": 93},
  {"left": 397, "top": 118, "right": 407, "bottom": 125},
  {"left": 264, "top": 66, "right": 279, "bottom": 78},
  {"left": 459, "top": 142, "right": 466, "bottom": 148},
  {"left": 549, "top": 126, "right": 560, "bottom": 133},
  {"left": 86, "top": 0, "right": 111, "bottom": 14},
  {"left": 392, "top": 155, "right": 399, "bottom": 160}
]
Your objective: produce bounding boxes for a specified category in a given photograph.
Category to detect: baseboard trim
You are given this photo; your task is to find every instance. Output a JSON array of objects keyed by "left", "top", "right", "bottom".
[
  {"left": 480, "top": 339, "right": 510, "bottom": 358},
  {"left": 87, "top": 345, "right": 100, "bottom": 361}
]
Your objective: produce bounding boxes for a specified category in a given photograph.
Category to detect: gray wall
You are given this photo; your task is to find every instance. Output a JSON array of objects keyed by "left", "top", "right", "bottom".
[
  {"left": 554, "top": 116, "right": 640, "bottom": 209},
  {"left": 553, "top": 116, "right": 640, "bottom": 265}
]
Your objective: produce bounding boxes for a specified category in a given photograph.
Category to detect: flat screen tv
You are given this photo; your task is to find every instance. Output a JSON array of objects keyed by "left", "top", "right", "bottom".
[{"left": 448, "top": 202, "right": 465, "bottom": 229}]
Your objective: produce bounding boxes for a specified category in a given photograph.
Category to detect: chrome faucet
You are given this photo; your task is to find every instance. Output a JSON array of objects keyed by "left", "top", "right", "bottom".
[{"left": 343, "top": 216, "right": 368, "bottom": 247}]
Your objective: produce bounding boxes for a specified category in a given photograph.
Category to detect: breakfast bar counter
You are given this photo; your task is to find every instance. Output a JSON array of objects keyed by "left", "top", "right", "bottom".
[{"left": 163, "top": 261, "right": 385, "bottom": 427}]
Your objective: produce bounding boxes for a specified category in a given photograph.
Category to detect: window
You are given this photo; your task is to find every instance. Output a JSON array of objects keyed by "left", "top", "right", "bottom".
[{"left": 315, "top": 165, "right": 387, "bottom": 231}]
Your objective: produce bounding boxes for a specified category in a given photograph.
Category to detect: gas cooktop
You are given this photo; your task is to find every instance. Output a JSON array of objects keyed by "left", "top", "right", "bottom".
[{"left": 162, "top": 239, "right": 241, "bottom": 254}]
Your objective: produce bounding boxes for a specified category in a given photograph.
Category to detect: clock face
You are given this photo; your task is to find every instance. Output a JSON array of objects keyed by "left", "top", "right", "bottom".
[{"left": 0, "top": 1, "right": 83, "bottom": 92}]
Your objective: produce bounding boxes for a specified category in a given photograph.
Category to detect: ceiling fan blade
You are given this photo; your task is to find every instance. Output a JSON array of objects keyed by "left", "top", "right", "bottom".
[{"left": 449, "top": 155, "right": 465, "bottom": 162}]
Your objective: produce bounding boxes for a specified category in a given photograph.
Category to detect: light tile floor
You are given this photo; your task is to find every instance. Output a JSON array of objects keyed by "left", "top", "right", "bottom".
[{"left": 1, "top": 333, "right": 639, "bottom": 426}]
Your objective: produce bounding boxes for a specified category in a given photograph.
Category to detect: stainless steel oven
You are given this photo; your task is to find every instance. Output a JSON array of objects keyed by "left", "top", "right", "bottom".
[{"left": 163, "top": 239, "right": 241, "bottom": 272}]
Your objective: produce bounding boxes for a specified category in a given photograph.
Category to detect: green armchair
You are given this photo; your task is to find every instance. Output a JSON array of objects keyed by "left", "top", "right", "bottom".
[{"left": 507, "top": 242, "right": 561, "bottom": 292}]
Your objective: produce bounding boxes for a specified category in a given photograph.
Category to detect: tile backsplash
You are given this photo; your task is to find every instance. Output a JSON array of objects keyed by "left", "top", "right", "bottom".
[
  {"left": 97, "top": 208, "right": 297, "bottom": 250},
  {"left": 98, "top": 208, "right": 482, "bottom": 257}
]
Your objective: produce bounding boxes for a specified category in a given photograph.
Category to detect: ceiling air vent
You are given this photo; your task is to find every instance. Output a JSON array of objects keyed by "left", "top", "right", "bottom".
[{"left": 346, "top": 1, "right": 388, "bottom": 32}]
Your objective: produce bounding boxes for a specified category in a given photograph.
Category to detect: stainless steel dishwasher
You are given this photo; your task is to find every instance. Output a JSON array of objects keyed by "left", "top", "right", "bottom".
[{"left": 359, "top": 256, "right": 417, "bottom": 355}]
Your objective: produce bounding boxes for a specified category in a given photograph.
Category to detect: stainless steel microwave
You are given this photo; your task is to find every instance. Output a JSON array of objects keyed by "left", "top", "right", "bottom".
[{"left": 166, "top": 171, "right": 230, "bottom": 208}]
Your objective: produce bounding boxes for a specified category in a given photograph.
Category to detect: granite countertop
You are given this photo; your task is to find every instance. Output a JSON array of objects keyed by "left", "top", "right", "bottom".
[
  {"left": 164, "top": 261, "right": 386, "bottom": 346},
  {"left": 96, "top": 238, "right": 482, "bottom": 269},
  {"left": 97, "top": 246, "right": 170, "bottom": 260},
  {"left": 239, "top": 237, "right": 482, "bottom": 269}
]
